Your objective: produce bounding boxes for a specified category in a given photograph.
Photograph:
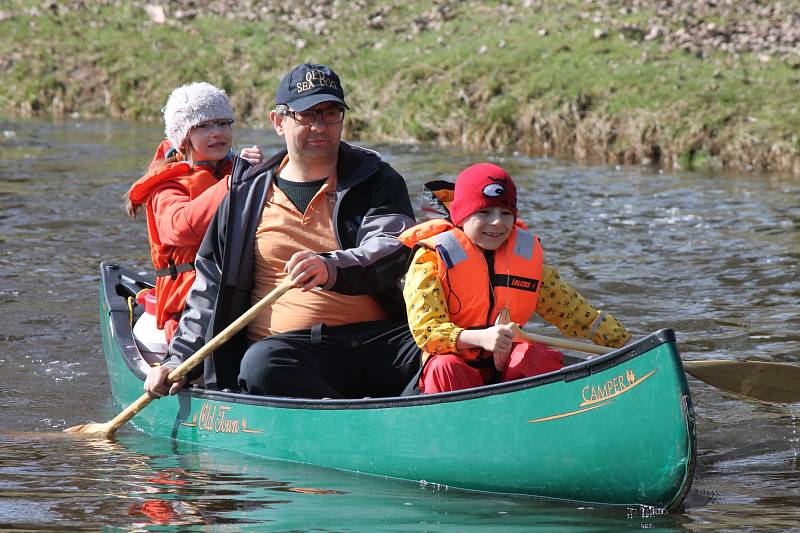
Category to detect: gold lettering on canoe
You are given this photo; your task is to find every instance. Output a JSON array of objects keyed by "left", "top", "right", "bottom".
[
  {"left": 197, "top": 403, "right": 213, "bottom": 431},
  {"left": 180, "top": 402, "right": 263, "bottom": 434},
  {"left": 579, "top": 369, "right": 652, "bottom": 407},
  {"left": 529, "top": 368, "right": 658, "bottom": 423},
  {"left": 214, "top": 407, "right": 239, "bottom": 433}
]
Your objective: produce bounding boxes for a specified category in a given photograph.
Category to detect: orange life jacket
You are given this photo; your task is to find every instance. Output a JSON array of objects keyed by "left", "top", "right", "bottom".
[
  {"left": 400, "top": 218, "right": 544, "bottom": 360},
  {"left": 128, "top": 144, "right": 231, "bottom": 329}
]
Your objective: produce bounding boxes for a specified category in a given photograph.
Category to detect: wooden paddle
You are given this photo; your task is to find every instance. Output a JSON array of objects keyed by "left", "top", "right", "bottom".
[
  {"left": 513, "top": 327, "right": 800, "bottom": 404},
  {"left": 65, "top": 279, "right": 293, "bottom": 439}
]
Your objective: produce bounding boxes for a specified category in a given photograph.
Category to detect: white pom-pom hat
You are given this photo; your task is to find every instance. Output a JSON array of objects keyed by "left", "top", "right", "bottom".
[{"left": 162, "top": 82, "right": 234, "bottom": 150}]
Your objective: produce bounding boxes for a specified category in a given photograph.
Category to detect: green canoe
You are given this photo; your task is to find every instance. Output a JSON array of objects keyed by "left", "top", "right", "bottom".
[{"left": 98, "top": 261, "right": 696, "bottom": 510}]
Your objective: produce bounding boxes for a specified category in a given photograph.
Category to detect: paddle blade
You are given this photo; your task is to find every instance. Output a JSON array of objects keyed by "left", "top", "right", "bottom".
[
  {"left": 63, "top": 422, "right": 115, "bottom": 438},
  {"left": 683, "top": 360, "right": 800, "bottom": 404}
]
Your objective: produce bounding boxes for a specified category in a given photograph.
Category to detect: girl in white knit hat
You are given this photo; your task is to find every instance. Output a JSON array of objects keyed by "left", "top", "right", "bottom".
[{"left": 126, "top": 82, "right": 262, "bottom": 342}]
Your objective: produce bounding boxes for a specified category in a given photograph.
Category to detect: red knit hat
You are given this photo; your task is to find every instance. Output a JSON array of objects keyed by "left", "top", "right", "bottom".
[{"left": 449, "top": 163, "right": 517, "bottom": 226}]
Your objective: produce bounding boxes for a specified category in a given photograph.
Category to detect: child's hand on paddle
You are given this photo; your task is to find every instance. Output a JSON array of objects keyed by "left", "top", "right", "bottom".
[
  {"left": 479, "top": 324, "right": 515, "bottom": 355},
  {"left": 458, "top": 325, "right": 515, "bottom": 365}
]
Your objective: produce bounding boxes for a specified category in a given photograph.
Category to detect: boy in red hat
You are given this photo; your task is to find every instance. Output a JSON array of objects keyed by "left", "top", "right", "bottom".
[{"left": 399, "top": 163, "right": 630, "bottom": 393}]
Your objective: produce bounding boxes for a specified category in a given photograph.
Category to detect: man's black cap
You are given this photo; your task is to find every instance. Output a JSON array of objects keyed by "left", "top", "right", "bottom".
[{"left": 275, "top": 63, "right": 349, "bottom": 112}]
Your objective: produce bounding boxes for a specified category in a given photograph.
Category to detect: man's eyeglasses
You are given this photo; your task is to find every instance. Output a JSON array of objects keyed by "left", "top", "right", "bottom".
[
  {"left": 194, "top": 119, "right": 234, "bottom": 131},
  {"left": 287, "top": 107, "right": 345, "bottom": 126}
]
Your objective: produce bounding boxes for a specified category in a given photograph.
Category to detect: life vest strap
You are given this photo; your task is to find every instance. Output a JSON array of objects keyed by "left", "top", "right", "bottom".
[
  {"left": 155, "top": 261, "right": 195, "bottom": 280},
  {"left": 466, "top": 354, "right": 503, "bottom": 384},
  {"left": 467, "top": 355, "right": 495, "bottom": 369},
  {"left": 493, "top": 273, "right": 540, "bottom": 292}
]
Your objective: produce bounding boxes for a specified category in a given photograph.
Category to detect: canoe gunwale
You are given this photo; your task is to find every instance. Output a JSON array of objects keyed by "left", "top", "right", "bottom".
[{"left": 101, "top": 261, "right": 682, "bottom": 410}]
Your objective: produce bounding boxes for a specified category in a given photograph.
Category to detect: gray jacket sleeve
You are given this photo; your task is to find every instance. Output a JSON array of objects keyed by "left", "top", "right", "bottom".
[{"left": 320, "top": 167, "right": 415, "bottom": 294}]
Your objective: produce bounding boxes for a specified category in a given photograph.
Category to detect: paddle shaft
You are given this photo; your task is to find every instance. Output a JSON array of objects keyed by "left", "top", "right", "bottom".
[
  {"left": 514, "top": 328, "right": 613, "bottom": 356},
  {"left": 514, "top": 327, "right": 800, "bottom": 404},
  {"left": 103, "top": 279, "right": 293, "bottom": 435}
]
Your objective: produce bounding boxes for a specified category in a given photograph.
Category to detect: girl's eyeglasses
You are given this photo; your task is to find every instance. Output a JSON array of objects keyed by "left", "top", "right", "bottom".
[{"left": 194, "top": 119, "right": 234, "bottom": 131}]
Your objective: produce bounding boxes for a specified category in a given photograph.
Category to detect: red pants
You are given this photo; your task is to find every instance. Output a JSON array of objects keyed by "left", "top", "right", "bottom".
[{"left": 420, "top": 342, "right": 564, "bottom": 394}]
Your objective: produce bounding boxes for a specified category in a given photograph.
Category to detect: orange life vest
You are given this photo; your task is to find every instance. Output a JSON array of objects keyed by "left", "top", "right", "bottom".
[
  {"left": 400, "top": 218, "right": 544, "bottom": 360},
  {"left": 128, "top": 145, "right": 231, "bottom": 329}
]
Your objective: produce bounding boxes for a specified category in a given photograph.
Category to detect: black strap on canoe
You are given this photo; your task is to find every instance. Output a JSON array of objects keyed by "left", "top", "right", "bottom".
[{"left": 155, "top": 259, "right": 195, "bottom": 280}]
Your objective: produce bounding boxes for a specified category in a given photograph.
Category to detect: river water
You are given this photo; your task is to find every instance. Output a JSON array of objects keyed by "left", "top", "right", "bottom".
[{"left": 0, "top": 118, "right": 798, "bottom": 531}]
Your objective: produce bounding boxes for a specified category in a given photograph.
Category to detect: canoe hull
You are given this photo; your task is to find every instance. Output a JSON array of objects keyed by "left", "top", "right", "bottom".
[{"left": 99, "top": 262, "right": 695, "bottom": 509}]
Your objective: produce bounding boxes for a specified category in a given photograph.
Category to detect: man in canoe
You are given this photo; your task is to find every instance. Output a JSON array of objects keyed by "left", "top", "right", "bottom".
[
  {"left": 399, "top": 163, "right": 630, "bottom": 393},
  {"left": 145, "top": 63, "right": 420, "bottom": 399}
]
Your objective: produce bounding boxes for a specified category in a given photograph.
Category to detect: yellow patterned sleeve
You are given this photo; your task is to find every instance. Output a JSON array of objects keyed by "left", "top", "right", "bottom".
[
  {"left": 536, "top": 265, "right": 631, "bottom": 348},
  {"left": 403, "top": 247, "right": 463, "bottom": 354}
]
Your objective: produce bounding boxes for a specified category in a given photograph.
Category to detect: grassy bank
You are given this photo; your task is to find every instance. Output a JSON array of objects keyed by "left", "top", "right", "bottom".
[{"left": 3, "top": 0, "right": 800, "bottom": 175}]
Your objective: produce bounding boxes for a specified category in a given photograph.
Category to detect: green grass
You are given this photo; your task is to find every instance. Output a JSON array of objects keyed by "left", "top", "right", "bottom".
[{"left": 2, "top": 0, "right": 799, "bottom": 175}]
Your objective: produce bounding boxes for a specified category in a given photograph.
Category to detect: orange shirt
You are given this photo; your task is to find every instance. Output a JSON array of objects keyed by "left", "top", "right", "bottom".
[{"left": 247, "top": 166, "right": 388, "bottom": 341}]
